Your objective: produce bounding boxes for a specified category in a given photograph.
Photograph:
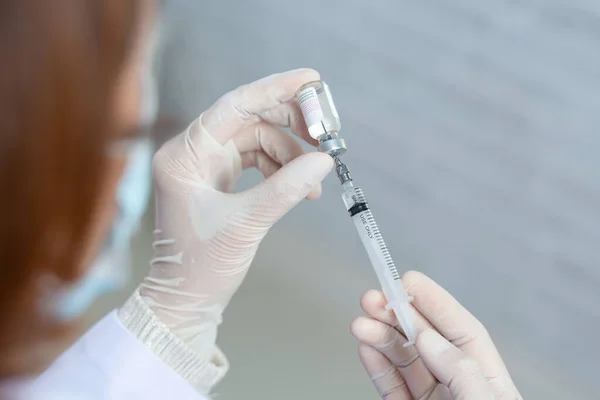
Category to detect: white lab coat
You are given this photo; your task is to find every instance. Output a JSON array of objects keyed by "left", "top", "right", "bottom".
[{"left": 2, "top": 311, "right": 209, "bottom": 400}]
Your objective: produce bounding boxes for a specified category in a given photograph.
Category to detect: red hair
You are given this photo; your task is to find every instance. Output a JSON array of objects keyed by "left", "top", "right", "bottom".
[{"left": 0, "top": 0, "right": 141, "bottom": 376}]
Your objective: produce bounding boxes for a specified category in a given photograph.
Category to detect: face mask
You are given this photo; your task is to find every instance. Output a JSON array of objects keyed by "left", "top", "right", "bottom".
[
  {"left": 55, "top": 138, "right": 154, "bottom": 320},
  {"left": 55, "top": 24, "right": 160, "bottom": 320}
]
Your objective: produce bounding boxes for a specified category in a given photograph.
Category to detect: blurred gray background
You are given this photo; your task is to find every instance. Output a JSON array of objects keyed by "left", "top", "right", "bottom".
[{"left": 91, "top": 0, "right": 600, "bottom": 398}]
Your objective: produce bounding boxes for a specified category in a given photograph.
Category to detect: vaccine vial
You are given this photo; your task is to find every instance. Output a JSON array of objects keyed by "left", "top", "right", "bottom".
[{"left": 296, "top": 80, "right": 347, "bottom": 157}]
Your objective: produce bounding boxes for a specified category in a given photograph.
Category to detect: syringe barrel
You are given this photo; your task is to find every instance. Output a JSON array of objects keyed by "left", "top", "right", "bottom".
[
  {"left": 342, "top": 182, "right": 418, "bottom": 345},
  {"left": 350, "top": 211, "right": 400, "bottom": 293}
]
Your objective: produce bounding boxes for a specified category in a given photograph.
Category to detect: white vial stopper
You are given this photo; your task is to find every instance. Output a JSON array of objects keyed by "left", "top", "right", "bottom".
[{"left": 296, "top": 81, "right": 341, "bottom": 141}]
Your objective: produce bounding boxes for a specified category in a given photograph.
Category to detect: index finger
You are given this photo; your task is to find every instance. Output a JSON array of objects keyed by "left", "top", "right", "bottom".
[
  {"left": 403, "top": 271, "right": 512, "bottom": 382},
  {"left": 202, "top": 68, "right": 320, "bottom": 145}
]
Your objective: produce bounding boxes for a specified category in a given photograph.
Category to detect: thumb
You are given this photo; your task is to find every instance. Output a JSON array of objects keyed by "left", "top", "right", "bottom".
[
  {"left": 244, "top": 152, "right": 333, "bottom": 227},
  {"left": 417, "top": 329, "right": 495, "bottom": 400}
]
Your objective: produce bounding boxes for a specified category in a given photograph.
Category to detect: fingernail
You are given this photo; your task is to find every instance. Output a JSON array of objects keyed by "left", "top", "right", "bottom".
[
  {"left": 418, "top": 329, "right": 451, "bottom": 357},
  {"left": 306, "top": 185, "right": 322, "bottom": 200}
]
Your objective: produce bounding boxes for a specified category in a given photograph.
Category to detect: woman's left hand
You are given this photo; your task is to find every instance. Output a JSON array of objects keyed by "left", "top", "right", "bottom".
[
  {"left": 139, "top": 69, "right": 333, "bottom": 358},
  {"left": 351, "top": 271, "right": 522, "bottom": 400}
]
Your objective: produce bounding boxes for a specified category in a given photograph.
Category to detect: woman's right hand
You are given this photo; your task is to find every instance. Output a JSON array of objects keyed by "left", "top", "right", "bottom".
[
  {"left": 137, "top": 69, "right": 332, "bottom": 362},
  {"left": 351, "top": 271, "right": 522, "bottom": 400}
]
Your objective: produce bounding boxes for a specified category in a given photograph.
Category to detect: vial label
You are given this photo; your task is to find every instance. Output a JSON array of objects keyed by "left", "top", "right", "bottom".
[{"left": 298, "top": 87, "right": 324, "bottom": 133}]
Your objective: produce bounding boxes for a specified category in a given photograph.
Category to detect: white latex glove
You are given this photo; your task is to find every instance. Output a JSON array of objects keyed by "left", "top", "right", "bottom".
[
  {"left": 351, "top": 271, "right": 522, "bottom": 400},
  {"left": 140, "top": 69, "right": 333, "bottom": 358}
]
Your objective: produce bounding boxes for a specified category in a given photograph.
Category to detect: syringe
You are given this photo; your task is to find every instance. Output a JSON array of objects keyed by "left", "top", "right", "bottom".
[
  {"left": 334, "top": 158, "right": 418, "bottom": 345},
  {"left": 295, "top": 80, "right": 418, "bottom": 345}
]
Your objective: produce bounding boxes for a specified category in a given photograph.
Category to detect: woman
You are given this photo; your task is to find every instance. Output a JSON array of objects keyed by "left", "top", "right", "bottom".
[{"left": 0, "top": 0, "right": 521, "bottom": 399}]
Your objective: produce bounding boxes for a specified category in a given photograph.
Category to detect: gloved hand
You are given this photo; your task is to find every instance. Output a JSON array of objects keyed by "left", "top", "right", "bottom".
[
  {"left": 139, "top": 69, "right": 333, "bottom": 358},
  {"left": 351, "top": 271, "right": 522, "bottom": 400}
]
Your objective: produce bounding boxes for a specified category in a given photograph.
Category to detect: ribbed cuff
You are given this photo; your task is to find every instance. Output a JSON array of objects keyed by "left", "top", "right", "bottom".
[{"left": 117, "top": 288, "right": 229, "bottom": 394}]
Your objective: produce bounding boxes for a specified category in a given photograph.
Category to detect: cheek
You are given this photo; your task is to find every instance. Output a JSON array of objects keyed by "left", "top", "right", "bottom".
[
  {"left": 78, "top": 158, "right": 127, "bottom": 272},
  {"left": 112, "top": 42, "right": 145, "bottom": 136},
  {"left": 114, "top": 69, "right": 142, "bottom": 133}
]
